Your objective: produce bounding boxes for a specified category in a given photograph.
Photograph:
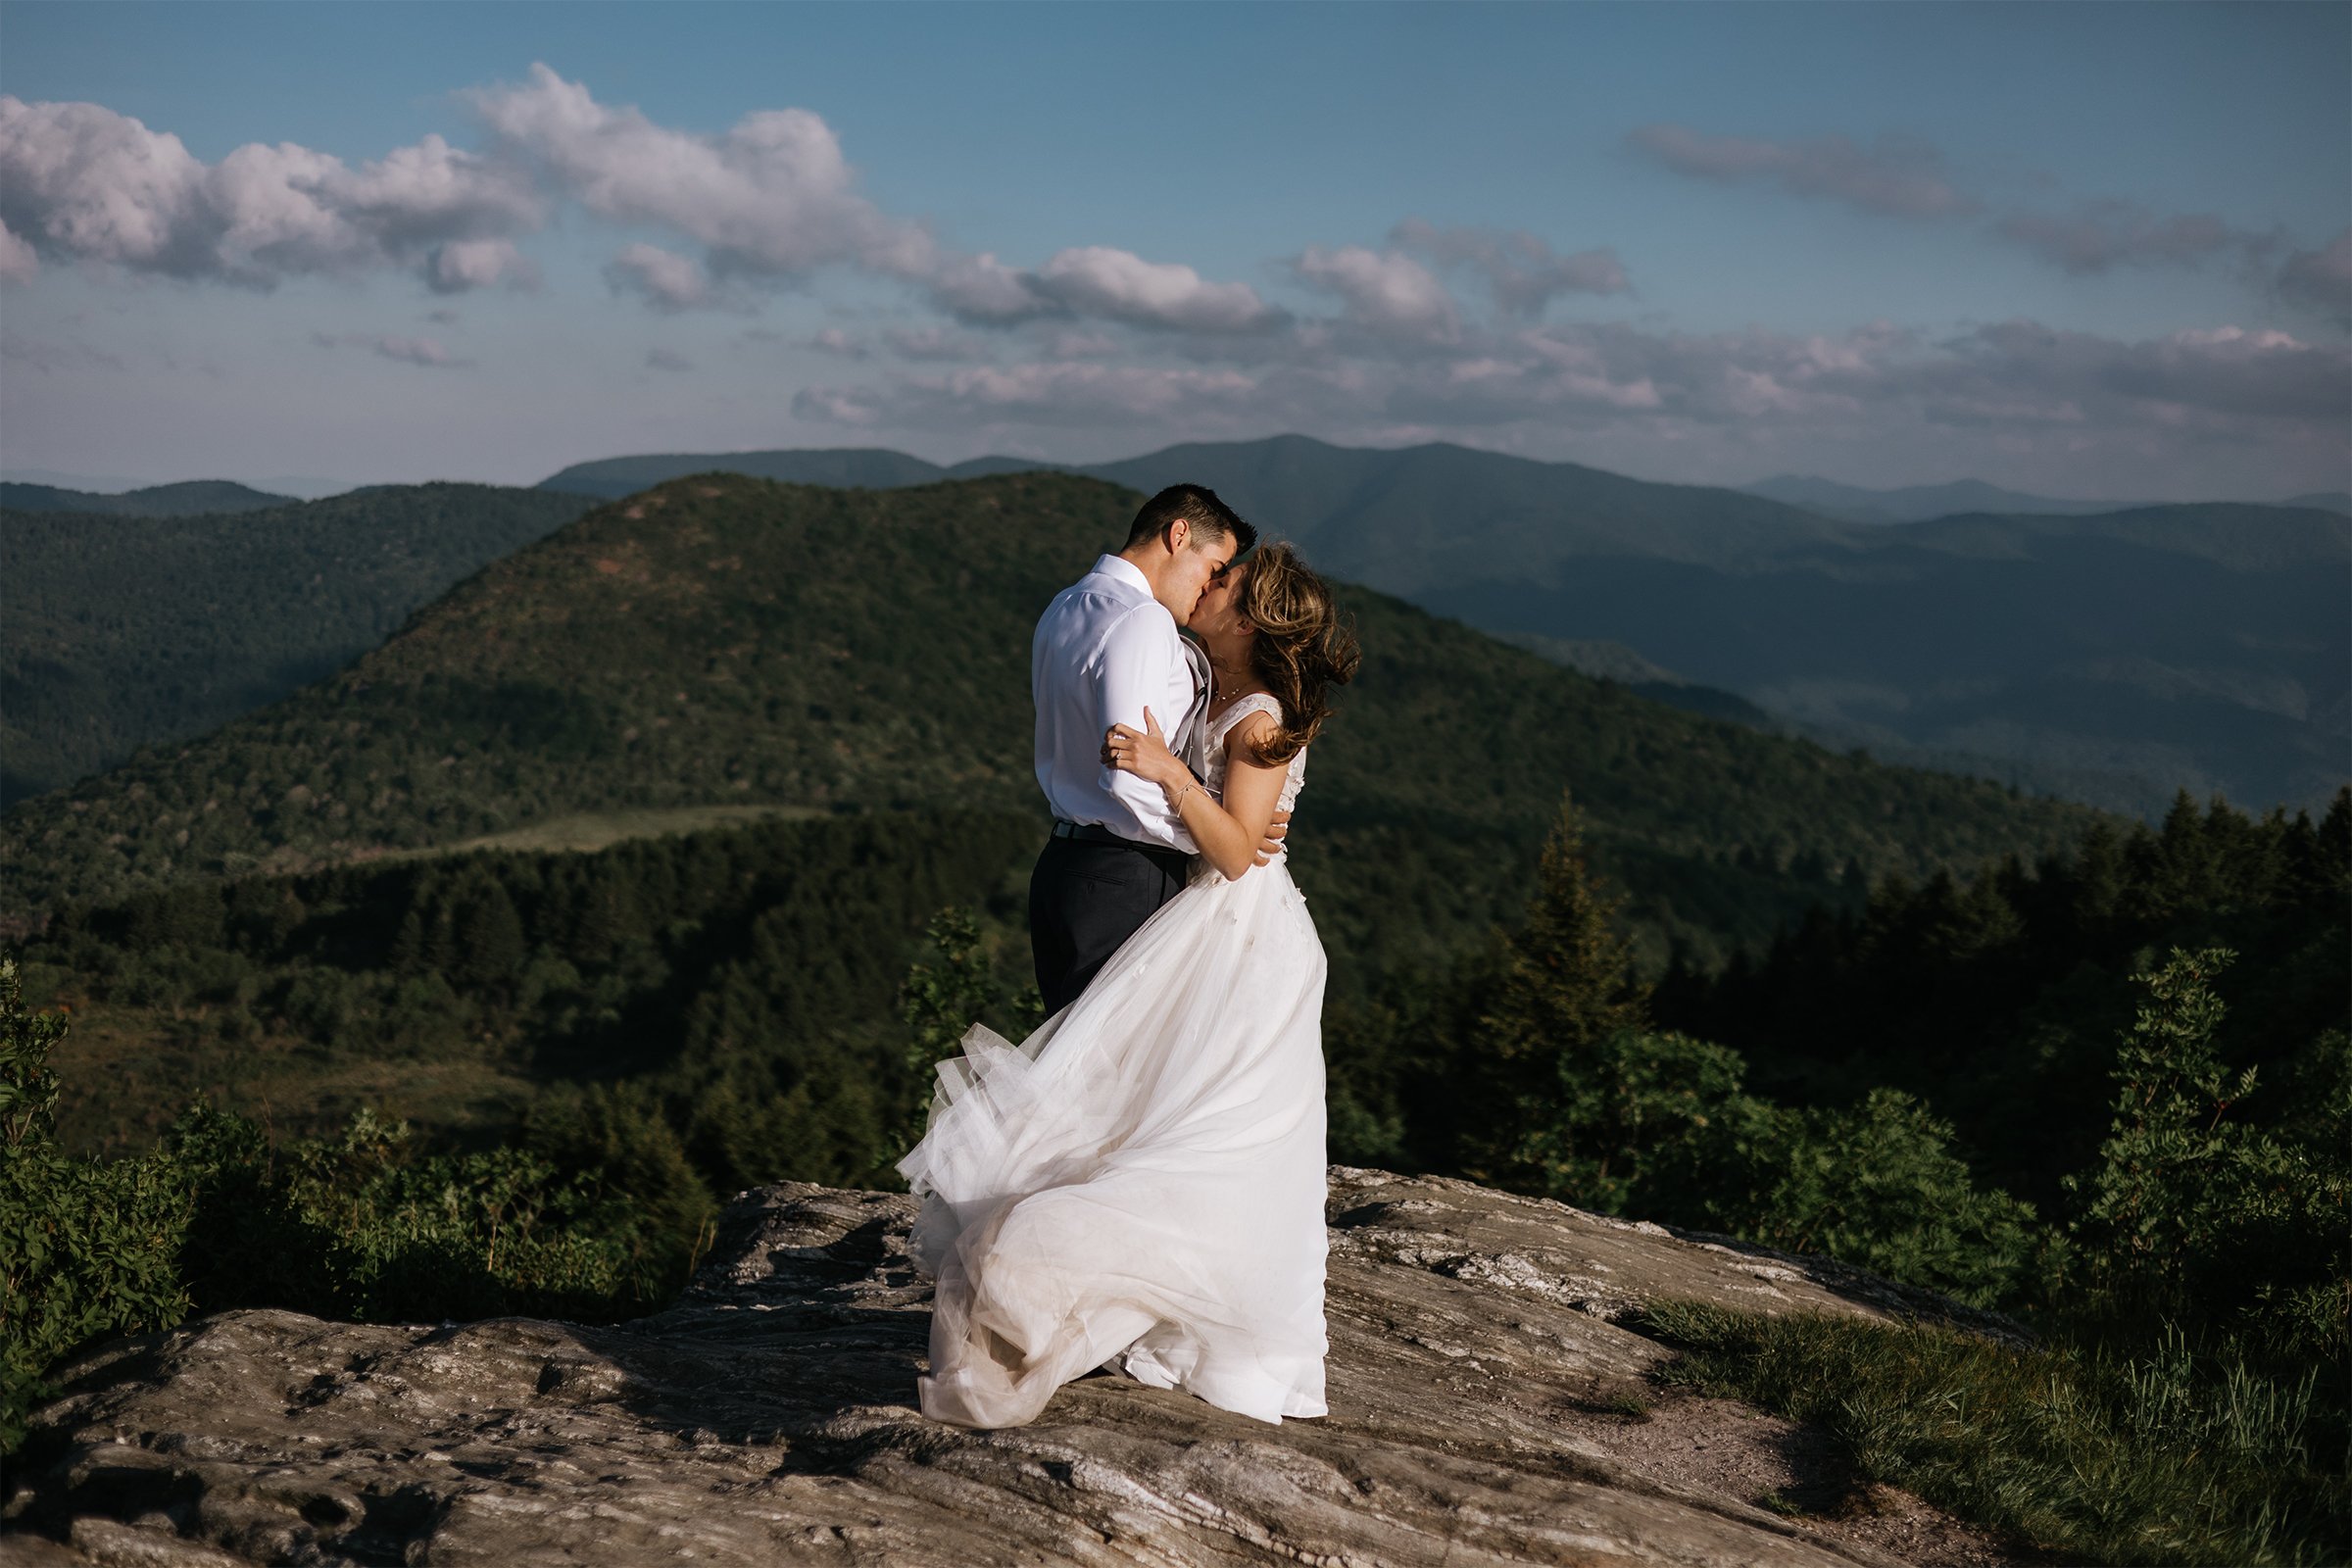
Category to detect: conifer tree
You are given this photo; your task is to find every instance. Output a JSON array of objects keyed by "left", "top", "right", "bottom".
[
  {"left": 457, "top": 881, "right": 528, "bottom": 993},
  {"left": 2067, "top": 818, "right": 2128, "bottom": 938},
  {"left": 1458, "top": 791, "right": 1651, "bottom": 1187}
]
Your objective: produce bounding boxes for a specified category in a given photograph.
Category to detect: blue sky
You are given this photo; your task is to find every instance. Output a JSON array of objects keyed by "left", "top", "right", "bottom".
[{"left": 2, "top": 1, "right": 2345, "bottom": 498}]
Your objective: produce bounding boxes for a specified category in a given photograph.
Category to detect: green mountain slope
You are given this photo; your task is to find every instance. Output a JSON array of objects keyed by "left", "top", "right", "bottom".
[
  {"left": 1427, "top": 503, "right": 2351, "bottom": 820},
  {"left": 1740, "top": 473, "right": 2149, "bottom": 525},
  {"left": 2, "top": 471, "right": 2107, "bottom": 990},
  {"left": 3, "top": 484, "right": 595, "bottom": 806},
  {"left": 539, "top": 447, "right": 946, "bottom": 499},
  {"left": 526, "top": 437, "right": 2346, "bottom": 815},
  {"left": 0, "top": 479, "right": 298, "bottom": 515},
  {"left": 1083, "top": 433, "right": 1860, "bottom": 583},
  {"left": 538, "top": 431, "right": 1860, "bottom": 578}
]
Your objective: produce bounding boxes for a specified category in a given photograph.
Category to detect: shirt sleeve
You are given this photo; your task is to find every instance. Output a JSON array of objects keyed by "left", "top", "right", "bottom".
[{"left": 1090, "top": 605, "right": 1194, "bottom": 849}]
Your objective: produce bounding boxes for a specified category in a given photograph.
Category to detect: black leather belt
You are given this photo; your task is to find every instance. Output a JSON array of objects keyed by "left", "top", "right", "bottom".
[{"left": 1052, "top": 819, "right": 1171, "bottom": 851}]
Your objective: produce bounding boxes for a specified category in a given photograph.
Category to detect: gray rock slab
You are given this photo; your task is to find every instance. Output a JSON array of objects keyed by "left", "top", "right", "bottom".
[{"left": 5, "top": 1166, "right": 2028, "bottom": 1566}]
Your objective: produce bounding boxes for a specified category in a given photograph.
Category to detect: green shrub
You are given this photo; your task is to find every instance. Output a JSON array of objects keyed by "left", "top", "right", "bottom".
[
  {"left": 0, "top": 1139, "right": 196, "bottom": 1451},
  {"left": 524, "top": 1081, "right": 719, "bottom": 1291},
  {"left": 1508, "top": 1027, "right": 1746, "bottom": 1212},
  {"left": 893, "top": 906, "right": 1043, "bottom": 1170},
  {"left": 1642, "top": 1300, "right": 2347, "bottom": 1566},
  {"left": 0, "top": 957, "right": 196, "bottom": 1448},
  {"left": 2066, "top": 947, "right": 2351, "bottom": 1358},
  {"left": 1656, "top": 1086, "right": 2041, "bottom": 1309},
  {"left": 172, "top": 1103, "right": 679, "bottom": 1326},
  {"left": 0, "top": 955, "right": 699, "bottom": 1454}
]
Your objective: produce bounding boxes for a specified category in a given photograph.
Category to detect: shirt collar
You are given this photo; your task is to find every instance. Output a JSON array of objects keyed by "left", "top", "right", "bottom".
[{"left": 1094, "top": 554, "right": 1153, "bottom": 599}]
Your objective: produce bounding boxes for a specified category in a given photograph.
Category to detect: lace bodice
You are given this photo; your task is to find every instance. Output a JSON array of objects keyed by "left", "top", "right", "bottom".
[{"left": 1199, "top": 692, "right": 1307, "bottom": 812}]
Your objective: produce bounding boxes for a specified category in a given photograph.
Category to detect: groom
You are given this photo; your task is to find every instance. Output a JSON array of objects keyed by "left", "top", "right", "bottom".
[{"left": 1029, "top": 484, "right": 1285, "bottom": 1015}]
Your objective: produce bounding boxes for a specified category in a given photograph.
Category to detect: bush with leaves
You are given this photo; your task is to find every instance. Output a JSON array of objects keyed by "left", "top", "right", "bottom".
[
  {"left": 1, "top": 956, "right": 197, "bottom": 1449},
  {"left": 1506, "top": 1026, "right": 1747, "bottom": 1213},
  {"left": 892, "top": 906, "right": 1044, "bottom": 1168},
  {"left": 168, "top": 1102, "right": 689, "bottom": 1326},
  {"left": 1653, "top": 1085, "right": 2042, "bottom": 1309},
  {"left": 2065, "top": 946, "right": 2351, "bottom": 1359},
  {"left": 0, "top": 953, "right": 704, "bottom": 1454}
]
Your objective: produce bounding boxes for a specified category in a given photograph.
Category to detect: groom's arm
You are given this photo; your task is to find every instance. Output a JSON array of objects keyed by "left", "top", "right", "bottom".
[{"left": 1091, "top": 610, "right": 1195, "bottom": 850}]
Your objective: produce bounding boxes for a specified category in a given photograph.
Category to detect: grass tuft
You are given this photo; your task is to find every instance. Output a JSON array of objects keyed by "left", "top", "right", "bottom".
[{"left": 1632, "top": 1300, "right": 2349, "bottom": 1567}]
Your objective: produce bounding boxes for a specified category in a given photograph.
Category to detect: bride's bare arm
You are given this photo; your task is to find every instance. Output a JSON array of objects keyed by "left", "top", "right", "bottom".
[{"left": 1105, "top": 709, "right": 1288, "bottom": 882}]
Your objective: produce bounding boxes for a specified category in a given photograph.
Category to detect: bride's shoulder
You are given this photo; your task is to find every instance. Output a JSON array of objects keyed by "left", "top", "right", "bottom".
[{"left": 1219, "top": 705, "right": 1287, "bottom": 769}]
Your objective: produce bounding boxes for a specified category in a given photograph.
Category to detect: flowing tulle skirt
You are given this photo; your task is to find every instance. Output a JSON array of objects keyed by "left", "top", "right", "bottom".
[{"left": 893, "top": 855, "right": 1330, "bottom": 1429}]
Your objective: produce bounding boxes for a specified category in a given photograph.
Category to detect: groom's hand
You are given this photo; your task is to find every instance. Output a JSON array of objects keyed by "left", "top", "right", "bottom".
[{"left": 1255, "top": 808, "right": 1291, "bottom": 865}]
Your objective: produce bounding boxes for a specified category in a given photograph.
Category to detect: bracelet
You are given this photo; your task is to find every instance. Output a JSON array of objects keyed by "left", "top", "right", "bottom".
[{"left": 1169, "top": 781, "right": 1195, "bottom": 814}]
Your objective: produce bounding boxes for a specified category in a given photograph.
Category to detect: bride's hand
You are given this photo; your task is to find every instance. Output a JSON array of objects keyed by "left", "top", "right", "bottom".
[{"left": 1103, "top": 708, "right": 1186, "bottom": 791}]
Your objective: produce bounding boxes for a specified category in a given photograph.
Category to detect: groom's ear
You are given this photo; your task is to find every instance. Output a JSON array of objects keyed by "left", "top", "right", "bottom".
[{"left": 1163, "top": 517, "right": 1190, "bottom": 555}]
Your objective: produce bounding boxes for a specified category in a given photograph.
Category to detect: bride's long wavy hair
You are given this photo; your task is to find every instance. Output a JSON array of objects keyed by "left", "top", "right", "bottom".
[{"left": 1237, "top": 542, "right": 1363, "bottom": 765}]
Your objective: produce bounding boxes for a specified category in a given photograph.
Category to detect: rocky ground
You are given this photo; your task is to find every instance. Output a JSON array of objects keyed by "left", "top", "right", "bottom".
[{"left": 5, "top": 1165, "right": 2034, "bottom": 1566}]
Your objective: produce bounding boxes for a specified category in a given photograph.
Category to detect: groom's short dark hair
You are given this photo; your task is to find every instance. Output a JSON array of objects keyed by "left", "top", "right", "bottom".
[{"left": 1126, "top": 484, "right": 1256, "bottom": 556}]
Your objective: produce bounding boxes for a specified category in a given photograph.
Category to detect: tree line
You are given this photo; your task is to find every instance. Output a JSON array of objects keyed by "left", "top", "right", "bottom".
[{"left": 5, "top": 784, "right": 2344, "bottom": 1558}]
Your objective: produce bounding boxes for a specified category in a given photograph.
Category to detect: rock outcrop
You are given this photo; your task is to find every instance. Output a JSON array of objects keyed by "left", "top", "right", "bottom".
[{"left": 5, "top": 1166, "right": 2027, "bottom": 1566}]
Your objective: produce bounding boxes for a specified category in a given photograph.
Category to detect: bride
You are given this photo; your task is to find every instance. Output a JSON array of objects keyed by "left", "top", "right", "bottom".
[{"left": 894, "top": 542, "right": 1362, "bottom": 1429}]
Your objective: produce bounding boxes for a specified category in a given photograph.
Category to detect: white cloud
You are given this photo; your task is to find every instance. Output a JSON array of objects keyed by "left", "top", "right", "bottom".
[
  {"left": 791, "top": 313, "right": 2345, "bottom": 486},
  {"left": 806, "top": 326, "right": 868, "bottom": 358},
  {"left": 604, "top": 242, "right": 712, "bottom": 311},
  {"left": 1027, "top": 247, "right": 1282, "bottom": 333},
  {"left": 1293, "top": 245, "right": 1460, "bottom": 345},
  {"left": 920, "top": 245, "right": 1283, "bottom": 334},
  {"left": 2276, "top": 227, "right": 2351, "bottom": 327},
  {"left": 882, "top": 324, "right": 987, "bottom": 362},
  {"left": 1939, "top": 320, "right": 2346, "bottom": 424},
  {"left": 428, "top": 237, "right": 536, "bottom": 293},
  {"left": 1625, "top": 117, "right": 2337, "bottom": 321},
  {"left": 313, "top": 331, "right": 472, "bottom": 368},
  {"left": 0, "top": 96, "right": 543, "bottom": 289},
  {"left": 1992, "top": 199, "right": 2278, "bottom": 277},
  {"left": 926, "top": 251, "right": 1051, "bottom": 323},
  {"left": 1390, "top": 220, "right": 1631, "bottom": 318},
  {"left": 0, "top": 217, "right": 35, "bottom": 283},
  {"left": 467, "top": 63, "right": 929, "bottom": 285},
  {"left": 1626, "top": 122, "right": 1977, "bottom": 220},
  {"left": 795, "top": 361, "right": 1258, "bottom": 429},
  {"left": 0, "top": 333, "right": 126, "bottom": 372}
]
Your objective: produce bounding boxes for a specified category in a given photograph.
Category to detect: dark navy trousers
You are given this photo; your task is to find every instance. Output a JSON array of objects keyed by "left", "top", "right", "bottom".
[{"left": 1029, "top": 834, "right": 1192, "bottom": 1017}]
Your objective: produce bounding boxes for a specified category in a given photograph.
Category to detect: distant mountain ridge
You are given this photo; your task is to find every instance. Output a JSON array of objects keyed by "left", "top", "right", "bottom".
[
  {"left": 0, "top": 479, "right": 298, "bottom": 516},
  {"left": 538, "top": 448, "right": 1054, "bottom": 500},
  {"left": 1740, "top": 473, "right": 2142, "bottom": 525},
  {"left": 2, "top": 471, "right": 2107, "bottom": 993},
  {"left": 531, "top": 436, "right": 2349, "bottom": 818},
  {"left": 1741, "top": 472, "right": 2351, "bottom": 526}
]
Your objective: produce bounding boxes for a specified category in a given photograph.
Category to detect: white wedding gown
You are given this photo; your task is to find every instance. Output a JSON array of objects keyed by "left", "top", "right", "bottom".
[{"left": 894, "top": 692, "right": 1330, "bottom": 1428}]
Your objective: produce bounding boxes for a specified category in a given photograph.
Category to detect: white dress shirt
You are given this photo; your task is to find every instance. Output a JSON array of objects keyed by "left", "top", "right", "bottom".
[{"left": 1033, "top": 554, "right": 1207, "bottom": 852}]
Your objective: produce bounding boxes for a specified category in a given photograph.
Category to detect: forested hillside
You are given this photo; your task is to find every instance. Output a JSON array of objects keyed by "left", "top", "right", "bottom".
[
  {"left": 1427, "top": 502, "right": 2349, "bottom": 820},
  {"left": 1653, "top": 788, "right": 2351, "bottom": 1213},
  {"left": 27, "top": 808, "right": 1040, "bottom": 1164},
  {"left": 2, "top": 484, "right": 594, "bottom": 805},
  {"left": 2, "top": 471, "right": 2107, "bottom": 991},
  {"left": 6, "top": 470, "right": 2341, "bottom": 1559},
  {"left": 0, "top": 479, "right": 297, "bottom": 516},
  {"left": 532, "top": 436, "right": 2350, "bottom": 818}
]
